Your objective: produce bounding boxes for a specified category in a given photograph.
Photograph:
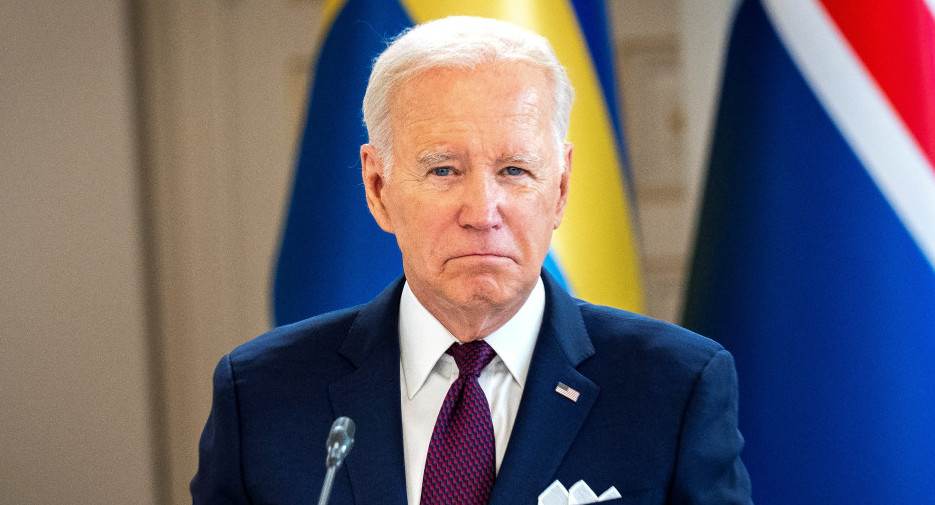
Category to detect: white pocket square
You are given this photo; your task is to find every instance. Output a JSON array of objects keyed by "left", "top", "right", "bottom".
[{"left": 538, "top": 479, "right": 622, "bottom": 505}]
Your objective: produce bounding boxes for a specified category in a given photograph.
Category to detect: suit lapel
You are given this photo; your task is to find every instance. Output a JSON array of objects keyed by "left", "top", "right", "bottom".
[
  {"left": 326, "top": 273, "right": 597, "bottom": 505},
  {"left": 489, "top": 272, "right": 599, "bottom": 505},
  {"left": 329, "top": 278, "right": 408, "bottom": 505}
]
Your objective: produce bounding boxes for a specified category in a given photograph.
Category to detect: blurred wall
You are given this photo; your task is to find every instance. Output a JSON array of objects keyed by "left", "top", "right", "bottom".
[
  {"left": 679, "top": 0, "right": 743, "bottom": 235},
  {"left": 0, "top": 1, "right": 156, "bottom": 504}
]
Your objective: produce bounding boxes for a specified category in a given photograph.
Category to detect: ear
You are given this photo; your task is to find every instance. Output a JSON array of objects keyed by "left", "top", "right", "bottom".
[
  {"left": 361, "top": 144, "right": 395, "bottom": 233},
  {"left": 553, "top": 142, "right": 573, "bottom": 229}
]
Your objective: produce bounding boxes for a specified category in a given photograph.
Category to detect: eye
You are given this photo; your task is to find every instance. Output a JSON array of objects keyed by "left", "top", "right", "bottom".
[
  {"left": 432, "top": 167, "right": 452, "bottom": 177},
  {"left": 503, "top": 166, "right": 526, "bottom": 176}
]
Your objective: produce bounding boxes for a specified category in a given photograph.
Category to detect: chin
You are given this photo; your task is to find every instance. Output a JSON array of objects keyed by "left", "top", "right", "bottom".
[{"left": 454, "top": 274, "right": 525, "bottom": 308}]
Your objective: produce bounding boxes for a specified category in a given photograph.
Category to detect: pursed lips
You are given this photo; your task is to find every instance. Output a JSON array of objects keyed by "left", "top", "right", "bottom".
[{"left": 446, "top": 252, "right": 515, "bottom": 263}]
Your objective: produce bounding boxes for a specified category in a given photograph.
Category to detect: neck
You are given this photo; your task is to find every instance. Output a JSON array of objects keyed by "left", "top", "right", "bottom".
[
  {"left": 409, "top": 286, "right": 534, "bottom": 343},
  {"left": 436, "top": 308, "right": 518, "bottom": 343}
]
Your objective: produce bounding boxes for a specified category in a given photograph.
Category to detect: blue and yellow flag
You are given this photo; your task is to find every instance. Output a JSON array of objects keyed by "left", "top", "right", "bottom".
[{"left": 274, "top": 0, "right": 642, "bottom": 326}]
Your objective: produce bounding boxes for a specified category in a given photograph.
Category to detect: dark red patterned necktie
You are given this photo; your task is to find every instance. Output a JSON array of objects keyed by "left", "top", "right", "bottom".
[{"left": 420, "top": 340, "right": 497, "bottom": 505}]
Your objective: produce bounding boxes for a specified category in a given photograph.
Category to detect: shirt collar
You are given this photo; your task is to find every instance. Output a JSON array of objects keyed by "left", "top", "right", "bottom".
[{"left": 398, "top": 277, "right": 546, "bottom": 399}]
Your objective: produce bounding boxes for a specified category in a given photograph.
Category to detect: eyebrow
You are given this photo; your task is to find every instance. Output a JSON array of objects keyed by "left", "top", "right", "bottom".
[
  {"left": 498, "top": 153, "right": 542, "bottom": 166},
  {"left": 417, "top": 151, "right": 458, "bottom": 167}
]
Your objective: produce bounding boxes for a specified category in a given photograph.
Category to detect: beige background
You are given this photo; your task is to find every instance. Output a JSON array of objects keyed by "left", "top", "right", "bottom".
[{"left": 0, "top": 0, "right": 738, "bottom": 503}]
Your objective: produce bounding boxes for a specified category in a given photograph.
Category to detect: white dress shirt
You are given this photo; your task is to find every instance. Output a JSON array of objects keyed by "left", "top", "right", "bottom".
[{"left": 398, "top": 278, "right": 545, "bottom": 505}]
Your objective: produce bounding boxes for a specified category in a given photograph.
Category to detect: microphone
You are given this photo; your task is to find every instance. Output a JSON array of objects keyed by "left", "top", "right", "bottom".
[{"left": 317, "top": 417, "right": 356, "bottom": 505}]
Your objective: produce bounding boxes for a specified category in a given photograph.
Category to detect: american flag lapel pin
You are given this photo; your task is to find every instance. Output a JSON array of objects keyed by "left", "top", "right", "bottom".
[{"left": 555, "top": 382, "right": 580, "bottom": 402}]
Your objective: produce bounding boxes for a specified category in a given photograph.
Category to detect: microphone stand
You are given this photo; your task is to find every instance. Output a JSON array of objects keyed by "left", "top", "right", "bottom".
[{"left": 317, "top": 466, "right": 338, "bottom": 505}]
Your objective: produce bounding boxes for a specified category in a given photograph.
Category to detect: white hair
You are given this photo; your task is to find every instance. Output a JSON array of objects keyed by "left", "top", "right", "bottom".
[{"left": 361, "top": 16, "right": 574, "bottom": 174}]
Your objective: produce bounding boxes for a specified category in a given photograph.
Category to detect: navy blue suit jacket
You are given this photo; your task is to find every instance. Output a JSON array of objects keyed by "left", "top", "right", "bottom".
[{"left": 192, "top": 273, "right": 751, "bottom": 504}]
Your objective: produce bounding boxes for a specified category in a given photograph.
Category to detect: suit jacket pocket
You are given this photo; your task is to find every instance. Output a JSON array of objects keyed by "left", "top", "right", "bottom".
[{"left": 596, "top": 486, "right": 664, "bottom": 505}]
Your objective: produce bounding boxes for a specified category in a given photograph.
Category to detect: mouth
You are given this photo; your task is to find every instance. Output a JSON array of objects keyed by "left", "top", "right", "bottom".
[
  {"left": 445, "top": 252, "right": 516, "bottom": 266},
  {"left": 451, "top": 252, "right": 510, "bottom": 259}
]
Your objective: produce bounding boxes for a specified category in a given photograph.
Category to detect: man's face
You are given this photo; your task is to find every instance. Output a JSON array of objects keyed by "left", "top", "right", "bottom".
[{"left": 362, "top": 62, "right": 571, "bottom": 320}]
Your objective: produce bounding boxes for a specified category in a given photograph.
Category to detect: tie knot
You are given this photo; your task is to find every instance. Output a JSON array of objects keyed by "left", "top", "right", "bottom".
[{"left": 446, "top": 340, "right": 496, "bottom": 377}]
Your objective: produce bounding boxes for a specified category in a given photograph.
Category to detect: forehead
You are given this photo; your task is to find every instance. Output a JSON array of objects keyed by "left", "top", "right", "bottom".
[{"left": 389, "top": 63, "right": 554, "bottom": 155}]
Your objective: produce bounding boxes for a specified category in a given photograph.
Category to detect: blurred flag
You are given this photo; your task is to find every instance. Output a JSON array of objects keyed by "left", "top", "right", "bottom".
[
  {"left": 274, "top": 0, "right": 643, "bottom": 326},
  {"left": 683, "top": 0, "right": 935, "bottom": 503},
  {"left": 272, "top": 0, "right": 409, "bottom": 326}
]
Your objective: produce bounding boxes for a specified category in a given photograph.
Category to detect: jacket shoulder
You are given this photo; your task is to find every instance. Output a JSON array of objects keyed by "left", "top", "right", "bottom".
[
  {"left": 576, "top": 301, "right": 725, "bottom": 376},
  {"left": 227, "top": 305, "right": 363, "bottom": 373}
]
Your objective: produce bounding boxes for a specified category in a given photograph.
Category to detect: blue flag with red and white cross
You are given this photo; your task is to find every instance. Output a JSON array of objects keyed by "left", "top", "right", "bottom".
[{"left": 684, "top": 0, "right": 935, "bottom": 503}]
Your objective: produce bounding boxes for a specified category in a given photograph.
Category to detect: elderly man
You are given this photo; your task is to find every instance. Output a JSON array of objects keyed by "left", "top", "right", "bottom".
[{"left": 192, "top": 16, "right": 752, "bottom": 505}]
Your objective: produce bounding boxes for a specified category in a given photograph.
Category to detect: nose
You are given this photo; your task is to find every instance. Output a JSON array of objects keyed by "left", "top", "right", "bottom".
[{"left": 457, "top": 172, "right": 503, "bottom": 230}]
